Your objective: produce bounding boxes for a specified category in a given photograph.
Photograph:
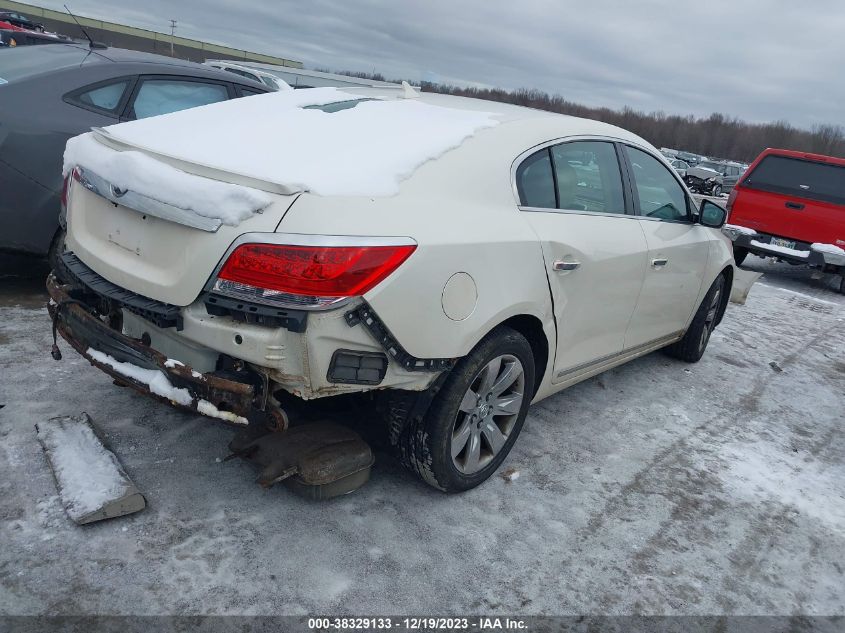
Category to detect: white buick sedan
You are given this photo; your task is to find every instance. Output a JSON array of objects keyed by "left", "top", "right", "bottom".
[{"left": 51, "top": 86, "right": 733, "bottom": 494}]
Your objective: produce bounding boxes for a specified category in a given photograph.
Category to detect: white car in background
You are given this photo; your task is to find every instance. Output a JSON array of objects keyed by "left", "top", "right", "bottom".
[
  {"left": 51, "top": 88, "right": 734, "bottom": 493},
  {"left": 204, "top": 60, "right": 291, "bottom": 91}
]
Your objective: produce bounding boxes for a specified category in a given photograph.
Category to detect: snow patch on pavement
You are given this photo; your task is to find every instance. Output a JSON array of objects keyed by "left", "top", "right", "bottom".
[
  {"left": 719, "top": 440, "right": 845, "bottom": 530},
  {"left": 757, "top": 284, "right": 840, "bottom": 306},
  {"left": 63, "top": 133, "right": 271, "bottom": 226},
  {"left": 35, "top": 416, "right": 131, "bottom": 522}
]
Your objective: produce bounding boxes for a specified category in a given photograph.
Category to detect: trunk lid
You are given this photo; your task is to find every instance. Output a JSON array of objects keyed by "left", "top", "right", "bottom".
[{"left": 65, "top": 139, "right": 299, "bottom": 306}]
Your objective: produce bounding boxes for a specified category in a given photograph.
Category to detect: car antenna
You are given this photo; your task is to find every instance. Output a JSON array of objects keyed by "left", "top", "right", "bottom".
[{"left": 63, "top": 4, "right": 105, "bottom": 49}]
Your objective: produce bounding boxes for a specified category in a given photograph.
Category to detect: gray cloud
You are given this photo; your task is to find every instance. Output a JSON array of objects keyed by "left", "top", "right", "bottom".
[{"left": 43, "top": 0, "right": 845, "bottom": 128}]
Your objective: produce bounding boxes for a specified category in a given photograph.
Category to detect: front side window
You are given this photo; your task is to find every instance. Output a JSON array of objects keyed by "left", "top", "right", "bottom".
[
  {"left": 131, "top": 79, "right": 229, "bottom": 119},
  {"left": 625, "top": 146, "right": 689, "bottom": 221}
]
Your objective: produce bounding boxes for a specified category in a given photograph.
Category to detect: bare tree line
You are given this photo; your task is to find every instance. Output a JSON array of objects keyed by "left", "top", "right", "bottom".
[{"left": 335, "top": 71, "right": 844, "bottom": 162}]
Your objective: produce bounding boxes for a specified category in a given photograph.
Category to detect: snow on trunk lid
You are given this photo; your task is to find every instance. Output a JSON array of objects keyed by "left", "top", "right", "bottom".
[
  {"left": 64, "top": 132, "right": 272, "bottom": 228},
  {"left": 84, "top": 87, "right": 500, "bottom": 197}
]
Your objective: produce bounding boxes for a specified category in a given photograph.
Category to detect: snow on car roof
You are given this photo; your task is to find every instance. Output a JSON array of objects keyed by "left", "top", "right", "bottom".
[{"left": 89, "top": 87, "right": 505, "bottom": 197}]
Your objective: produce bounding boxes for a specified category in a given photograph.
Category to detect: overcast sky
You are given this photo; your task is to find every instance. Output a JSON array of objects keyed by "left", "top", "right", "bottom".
[{"left": 40, "top": 0, "right": 845, "bottom": 129}]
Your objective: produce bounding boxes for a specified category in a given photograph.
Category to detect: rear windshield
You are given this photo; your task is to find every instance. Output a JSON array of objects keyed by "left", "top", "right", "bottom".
[
  {"left": 744, "top": 155, "right": 845, "bottom": 206},
  {"left": 0, "top": 44, "right": 99, "bottom": 83}
]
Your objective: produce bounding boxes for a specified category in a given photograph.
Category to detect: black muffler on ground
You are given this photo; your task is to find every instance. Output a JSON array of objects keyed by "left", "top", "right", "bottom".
[{"left": 227, "top": 422, "right": 374, "bottom": 499}]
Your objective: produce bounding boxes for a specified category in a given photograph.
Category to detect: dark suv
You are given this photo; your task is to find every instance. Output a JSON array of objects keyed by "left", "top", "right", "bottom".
[{"left": 0, "top": 43, "right": 269, "bottom": 267}]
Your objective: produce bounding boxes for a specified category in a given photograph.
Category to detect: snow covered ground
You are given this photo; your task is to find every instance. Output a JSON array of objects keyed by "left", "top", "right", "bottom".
[{"left": 0, "top": 256, "right": 843, "bottom": 615}]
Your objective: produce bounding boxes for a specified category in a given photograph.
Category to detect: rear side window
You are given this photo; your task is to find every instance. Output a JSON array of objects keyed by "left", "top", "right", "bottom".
[
  {"left": 131, "top": 79, "right": 229, "bottom": 119},
  {"left": 550, "top": 141, "right": 625, "bottom": 213},
  {"left": 516, "top": 149, "right": 555, "bottom": 208},
  {"left": 744, "top": 155, "right": 845, "bottom": 206},
  {"left": 74, "top": 80, "right": 129, "bottom": 113}
]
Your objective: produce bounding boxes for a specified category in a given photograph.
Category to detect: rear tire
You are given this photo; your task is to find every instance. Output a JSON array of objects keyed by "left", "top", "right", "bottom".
[
  {"left": 395, "top": 326, "right": 534, "bottom": 493},
  {"left": 733, "top": 246, "right": 749, "bottom": 266},
  {"left": 665, "top": 275, "right": 726, "bottom": 363}
]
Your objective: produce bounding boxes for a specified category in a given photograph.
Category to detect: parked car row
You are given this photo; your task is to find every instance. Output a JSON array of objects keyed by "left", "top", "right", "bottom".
[
  {"left": 684, "top": 160, "right": 747, "bottom": 196},
  {"left": 0, "top": 43, "right": 271, "bottom": 267},
  {"left": 0, "top": 28, "right": 66, "bottom": 47},
  {"left": 0, "top": 10, "right": 44, "bottom": 31}
]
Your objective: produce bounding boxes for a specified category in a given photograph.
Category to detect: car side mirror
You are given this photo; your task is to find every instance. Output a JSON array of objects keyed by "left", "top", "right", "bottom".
[{"left": 699, "top": 200, "right": 727, "bottom": 228}]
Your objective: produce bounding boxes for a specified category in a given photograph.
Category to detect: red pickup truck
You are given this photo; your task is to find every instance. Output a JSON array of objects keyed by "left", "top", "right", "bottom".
[{"left": 724, "top": 148, "right": 845, "bottom": 293}]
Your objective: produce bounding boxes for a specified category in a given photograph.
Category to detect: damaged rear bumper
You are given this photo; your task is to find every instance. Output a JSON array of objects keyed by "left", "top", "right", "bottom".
[{"left": 47, "top": 274, "right": 256, "bottom": 425}]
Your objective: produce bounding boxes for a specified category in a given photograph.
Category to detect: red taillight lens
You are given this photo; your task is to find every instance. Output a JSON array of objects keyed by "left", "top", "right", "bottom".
[{"left": 217, "top": 243, "right": 416, "bottom": 299}]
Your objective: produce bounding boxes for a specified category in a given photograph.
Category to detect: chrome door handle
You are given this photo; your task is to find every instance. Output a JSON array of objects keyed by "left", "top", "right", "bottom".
[
  {"left": 651, "top": 258, "right": 669, "bottom": 268},
  {"left": 553, "top": 260, "right": 580, "bottom": 271}
]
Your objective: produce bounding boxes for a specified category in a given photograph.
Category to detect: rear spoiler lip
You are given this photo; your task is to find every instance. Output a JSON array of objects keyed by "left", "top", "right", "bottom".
[{"left": 91, "top": 127, "right": 304, "bottom": 197}]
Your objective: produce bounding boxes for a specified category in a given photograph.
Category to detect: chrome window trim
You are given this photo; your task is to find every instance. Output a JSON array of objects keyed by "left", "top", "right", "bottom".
[
  {"left": 511, "top": 135, "right": 698, "bottom": 222},
  {"left": 518, "top": 206, "right": 641, "bottom": 221},
  {"left": 511, "top": 134, "right": 646, "bottom": 207},
  {"left": 620, "top": 143, "right": 698, "bottom": 223},
  {"left": 202, "top": 232, "right": 418, "bottom": 312}
]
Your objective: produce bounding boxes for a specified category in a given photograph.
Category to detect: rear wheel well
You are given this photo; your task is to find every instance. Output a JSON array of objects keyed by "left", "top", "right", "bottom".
[{"left": 499, "top": 314, "right": 548, "bottom": 397}]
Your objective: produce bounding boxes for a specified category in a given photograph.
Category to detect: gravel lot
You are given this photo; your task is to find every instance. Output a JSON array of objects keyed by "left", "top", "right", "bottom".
[{"left": 1, "top": 254, "right": 843, "bottom": 616}]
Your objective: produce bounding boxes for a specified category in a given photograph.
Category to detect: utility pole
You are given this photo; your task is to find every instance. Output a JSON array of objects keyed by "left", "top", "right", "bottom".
[{"left": 169, "top": 19, "right": 177, "bottom": 56}]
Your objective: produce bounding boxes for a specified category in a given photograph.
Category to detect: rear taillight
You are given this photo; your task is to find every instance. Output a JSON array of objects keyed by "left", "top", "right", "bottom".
[{"left": 213, "top": 242, "right": 416, "bottom": 309}]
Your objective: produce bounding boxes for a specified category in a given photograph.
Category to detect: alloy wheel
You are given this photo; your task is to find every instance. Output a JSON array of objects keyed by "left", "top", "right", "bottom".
[{"left": 451, "top": 354, "right": 526, "bottom": 474}]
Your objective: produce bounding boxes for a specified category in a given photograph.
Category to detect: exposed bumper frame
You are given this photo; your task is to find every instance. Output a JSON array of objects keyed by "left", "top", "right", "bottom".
[{"left": 47, "top": 275, "right": 257, "bottom": 425}]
